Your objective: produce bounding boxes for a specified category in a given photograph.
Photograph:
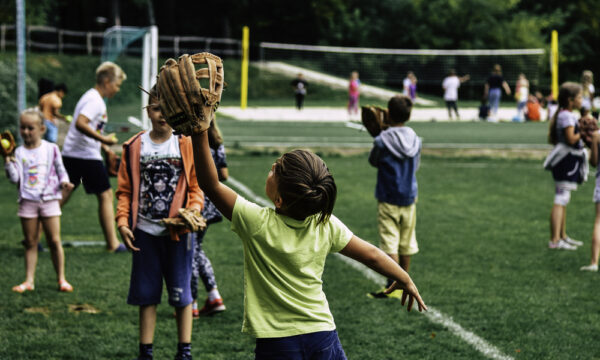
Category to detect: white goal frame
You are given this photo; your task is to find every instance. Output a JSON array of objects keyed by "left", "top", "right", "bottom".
[{"left": 101, "top": 25, "right": 158, "bottom": 130}]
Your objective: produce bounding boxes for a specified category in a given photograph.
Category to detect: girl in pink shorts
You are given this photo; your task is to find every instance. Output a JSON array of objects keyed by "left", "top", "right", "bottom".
[{"left": 3, "top": 108, "right": 74, "bottom": 293}]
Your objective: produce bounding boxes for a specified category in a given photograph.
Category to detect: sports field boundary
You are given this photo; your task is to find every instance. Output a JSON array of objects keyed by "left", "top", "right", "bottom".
[{"left": 224, "top": 176, "right": 515, "bottom": 360}]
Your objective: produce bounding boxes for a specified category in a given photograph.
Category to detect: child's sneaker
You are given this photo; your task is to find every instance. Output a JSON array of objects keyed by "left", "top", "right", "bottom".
[
  {"left": 548, "top": 239, "right": 577, "bottom": 250},
  {"left": 367, "top": 287, "right": 403, "bottom": 299},
  {"left": 580, "top": 264, "right": 598, "bottom": 272},
  {"left": 174, "top": 354, "right": 192, "bottom": 360},
  {"left": 563, "top": 237, "right": 583, "bottom": 247},
  {"left": 198, "top": 297, "right": 226, "bottom": 316},
  {"left": 58, "top": 281, "right": 73, "bottom": 292},
  {"left": 12, "top": 282, "right": 34, "bottom": 293}
]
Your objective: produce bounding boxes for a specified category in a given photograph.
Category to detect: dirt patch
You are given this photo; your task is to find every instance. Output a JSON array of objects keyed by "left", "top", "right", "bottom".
[
  {"left": 24, "top": 307, "right": 50, "bottom": 316},
  {"left": 68, "top": 304, "right": 100, "bottom": 314}
]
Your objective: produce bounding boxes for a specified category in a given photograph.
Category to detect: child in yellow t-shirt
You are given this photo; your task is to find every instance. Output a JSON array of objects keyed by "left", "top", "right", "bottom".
[{"left": 190, "top": 131, "right": 427, "bottom": 359}]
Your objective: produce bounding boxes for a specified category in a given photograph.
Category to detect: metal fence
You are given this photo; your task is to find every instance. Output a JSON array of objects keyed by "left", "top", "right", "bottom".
[{"left": 0, "top": 24, "right": 242, "bottom": 57}]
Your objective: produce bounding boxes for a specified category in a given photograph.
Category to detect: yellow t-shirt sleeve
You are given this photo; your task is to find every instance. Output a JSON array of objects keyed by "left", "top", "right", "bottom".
[
  {"left": 231, "top": 196, "right": 266, "bottom": 238},
  {"left": 328, "top": 214, "right": 353, "bottom": 253}
]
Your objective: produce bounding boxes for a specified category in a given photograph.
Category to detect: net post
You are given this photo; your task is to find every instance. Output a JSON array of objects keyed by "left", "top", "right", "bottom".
[
  {"left": 241, "top": 26, "right": 249, "bottom": 110},
  {"left": 551, "top": 30, "right": 558, "bottom": 99},
  {"left": 16, "top": 0, "right": 26, "bottom": 115}
]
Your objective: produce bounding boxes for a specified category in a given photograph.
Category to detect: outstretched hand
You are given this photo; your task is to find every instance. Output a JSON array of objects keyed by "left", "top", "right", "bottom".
[{"left": 385, "top": 281, "right": 427, "bottom": 312}]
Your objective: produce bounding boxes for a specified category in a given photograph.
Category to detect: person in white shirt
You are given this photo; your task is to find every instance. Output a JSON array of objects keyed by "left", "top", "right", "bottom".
[
  {"left": 61, "top": 61, "right": 127, "bottom": 252},
  {"left": 442, "top": 69, "right": 470, "bottom": 120}
]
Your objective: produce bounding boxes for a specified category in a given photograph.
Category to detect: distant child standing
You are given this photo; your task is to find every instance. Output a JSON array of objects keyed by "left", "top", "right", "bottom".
[
  {"left": 543, "top": 82, "right": 586, "bottom": 250},
  {"left": 484, "top": 64, "right": 511, "bottom": 122},
  {"left": 581, "top": 130, "right": 600, "bottom": 271},
  {"left": 190, "top": 119, "right": 228, "bottom": 317},
  {"left": 291, "top": 73, "right": 308, "bottom": 110},
  {"left": 190, "top": 131, "right": 427, "bottom": 359},
  {"left": 368, "top": 95, "right": 421, "bottom": 298},
  {"left": 4, "top": 108, "right": 74, "bottom": 293},
  {"left": 442, "top": 69, "right": 470, "bottom": 120},
  {"left": 513, "top": 73, "right": 529, "bottom": 122},
  {"left": 116, "top": 87, "right": 204, "bottom": 360},
  {"left": 347, "top": 71, "right": 361, "bottom": 117}
]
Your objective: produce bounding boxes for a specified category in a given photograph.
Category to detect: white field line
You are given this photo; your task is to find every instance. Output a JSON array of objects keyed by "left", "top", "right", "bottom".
[{"left": 226, "top": 176, "right": 514, "bottom": 360}]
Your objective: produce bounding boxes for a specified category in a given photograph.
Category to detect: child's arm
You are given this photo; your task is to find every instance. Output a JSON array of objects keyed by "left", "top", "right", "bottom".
[
  {"left": 3, "top": 153, "right": 20, "bottom": 184},
  {"left": 339, "top": 235, "right": 427, "bottom": 312},
  {"left": 52, "top": 144, "right": 74, "bottom": 190},
  {"left": 564, "top": 126, "right": 581, "bottom": 146},
  {"left": 191, "top": 131, "right": 238, "bottom": 221},
  {"left": 114, "top": 148, "right": 138, "bottom": 251},
  {"left": 74, "top": 115, "right": 118, "bottom": 145},
  {"left": 502, "top": 81, "right": 511, "bottom": 96},
  {"left": 590, "top": 131, "right": 600, "bottom": 166}
]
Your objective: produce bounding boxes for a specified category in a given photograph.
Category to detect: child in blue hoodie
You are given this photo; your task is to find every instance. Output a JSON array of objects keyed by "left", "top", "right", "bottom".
[{"left": 368, "top": 95, "right": 421, "bottom": 298}]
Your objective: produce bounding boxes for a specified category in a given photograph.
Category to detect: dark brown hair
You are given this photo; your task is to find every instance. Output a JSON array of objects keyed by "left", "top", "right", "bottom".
[
  {"left": 388, "top": 95, "right": 413, "bottom": 124},
  {"left": 547, "top": 82, "right": 582, "bottom": 145},
  {"left": 274, "top": 150, "right": 336, "bottom": 224}
]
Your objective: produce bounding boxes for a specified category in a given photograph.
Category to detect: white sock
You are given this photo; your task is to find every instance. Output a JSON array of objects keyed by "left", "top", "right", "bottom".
[{"left": 208, "top": 288, "right": 221, "bottom": 302}]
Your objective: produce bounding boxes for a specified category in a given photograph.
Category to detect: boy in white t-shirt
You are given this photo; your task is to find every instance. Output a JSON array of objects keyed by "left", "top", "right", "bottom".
[
  {"left": 442, "top": 69, "right": 470, "bottom": 120},
  {"left": 61, "top": 61, "right": 126, "bottom": 252}
]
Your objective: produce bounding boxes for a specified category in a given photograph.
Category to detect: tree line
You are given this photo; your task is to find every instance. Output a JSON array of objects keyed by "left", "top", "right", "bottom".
[{"left": 1, "top": 0, "right": 598, "bottom": 83}]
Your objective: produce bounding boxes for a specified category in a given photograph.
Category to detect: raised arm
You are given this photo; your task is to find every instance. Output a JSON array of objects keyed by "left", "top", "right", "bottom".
[
  {"left": 339, "top": 235, "right": 427, "bottom": 312},
  {"left": 191, "top": 131, "right": 237, "bottom": 220}
]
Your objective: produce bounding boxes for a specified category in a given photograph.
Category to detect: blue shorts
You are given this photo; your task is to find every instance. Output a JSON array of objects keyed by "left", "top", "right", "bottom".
[
  {"left": 255, "top": 330, "right": 347, "bottom": 360},
  {"left": 43, "top": 119, "right": 58, "bottom": 143},
  {"left": 127, "top": 229, "right": 195, "bottom": 307},
  {"left": 63, "top": 156, "right": 111, "bottom": 194}
]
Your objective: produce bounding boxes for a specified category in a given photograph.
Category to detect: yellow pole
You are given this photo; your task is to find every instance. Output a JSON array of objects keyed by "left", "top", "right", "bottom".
[
  {"left": 551, "top": 30, "right": 558, "bottom": 99},
  {"left": 241, "top": 26, "right": 249, "bottom": 109}
]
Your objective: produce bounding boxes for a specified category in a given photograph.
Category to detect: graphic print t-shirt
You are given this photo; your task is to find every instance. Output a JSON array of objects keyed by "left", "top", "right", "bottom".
[
  {"left": 19, "top": 143, "right": 50, "bottom": 201},
  {"left": 62, "top": 88, "right": 107, "bottom": 160},
  {"left": 136, "top": 132, "right": 182, "bottom": 236}
]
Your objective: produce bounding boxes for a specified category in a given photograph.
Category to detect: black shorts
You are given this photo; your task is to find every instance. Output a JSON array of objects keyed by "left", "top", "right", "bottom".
[
  {"left": 445, "top": 100, "right": 458, "bottom": 111},
  {"left": 63, "top": 156, "right": 111, "bottom": 194}
]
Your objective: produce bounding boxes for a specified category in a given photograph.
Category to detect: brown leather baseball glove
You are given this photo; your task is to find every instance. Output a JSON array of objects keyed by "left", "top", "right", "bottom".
[
  {"left": 361, "top": 106, "right": 389, "bottom": 137},
  {"left": 579, "top": 115, "right": 599, "bottom": 148},
  {"left": 156, "top": 53, "right": 224, "bottom": 136},
  {"left": 0, "top": 130, "right": 17, "bottom": 157},
  {"left": 162, "top": 208, "right": 207, "bottom": 232}
]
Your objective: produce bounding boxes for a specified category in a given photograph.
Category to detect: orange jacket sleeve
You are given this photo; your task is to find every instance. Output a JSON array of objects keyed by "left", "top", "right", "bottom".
[{"left": 115, "top": 144, "right": 132, "bottom": 229}]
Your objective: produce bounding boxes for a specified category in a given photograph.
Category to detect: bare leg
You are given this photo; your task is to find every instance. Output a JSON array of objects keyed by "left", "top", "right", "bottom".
[
  {"left": 400, "top": 255, "right": 411, "bottom": 272},
  {"left": 560, "top": 206, "right": 568, "bottom": 240},
  {"left": 139, "top": 305, "right": 157, "bottom": 344},
  {"left": 550, "top": 204, "right": 564, "bottom": 244},
  {"left": 590, "top": 203, "right": 600, "bottom": 266},
  {"left": 175, "top": 304, "right": 193, "bottom": 343},
  {"left": 96, "top": 188, "right": 120, "bottom": 250},
  {"left": 41, "top": 216, "right": 66, "bottom": 283},
  {"left": 20, "top": 217, "right": 40, "bottom": 285}
]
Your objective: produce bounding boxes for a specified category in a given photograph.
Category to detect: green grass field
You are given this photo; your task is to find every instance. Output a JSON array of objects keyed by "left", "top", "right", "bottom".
[
  {"left": 1, "top": 51, "right": 596, "bottom": 359},
  {"left": 2, "top": 142, "right": 600, "bottom": 359}
]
